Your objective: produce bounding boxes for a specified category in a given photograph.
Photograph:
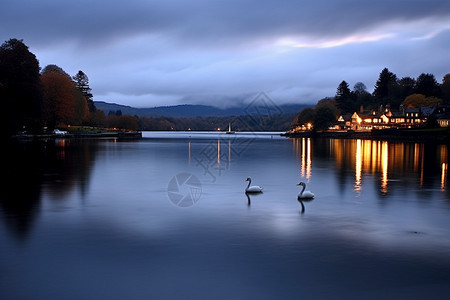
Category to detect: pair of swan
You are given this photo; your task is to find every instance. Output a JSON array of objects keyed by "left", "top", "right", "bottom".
[{"left": 245, "top": 177, "right": 314, "bottom": 199}]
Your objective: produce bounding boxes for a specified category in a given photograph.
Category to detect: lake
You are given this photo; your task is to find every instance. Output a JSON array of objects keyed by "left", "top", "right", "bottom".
[{"left": 1, "top": 131, "right": 450, "bottom": 299}]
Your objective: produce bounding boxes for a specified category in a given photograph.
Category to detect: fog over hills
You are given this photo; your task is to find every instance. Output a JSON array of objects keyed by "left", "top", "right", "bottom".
[{"left": 94, "top": 101, "right": 309, "bottom": 118}]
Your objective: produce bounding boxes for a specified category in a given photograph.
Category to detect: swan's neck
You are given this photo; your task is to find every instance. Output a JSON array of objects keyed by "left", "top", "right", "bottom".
[
  {"left": 300, "top": 184, "right": 305, "bottom": 195},
  {"left": 246, "top": 179, "right": 251, "bottom": 189}
]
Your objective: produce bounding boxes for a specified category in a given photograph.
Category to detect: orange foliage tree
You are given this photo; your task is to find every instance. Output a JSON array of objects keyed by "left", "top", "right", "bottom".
[
  {"left": 402, "top": 93, "right": 442, "bottom": 108},
  {"left": 41, "top": 65, "right": 88, "bottom": 128}
]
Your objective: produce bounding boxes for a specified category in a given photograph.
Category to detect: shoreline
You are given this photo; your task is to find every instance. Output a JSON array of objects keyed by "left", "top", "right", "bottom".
[
  {"left": 282, "top": 128, "right": 450, "bottom": 143},
  {"left": 11, "top": 128, "right": 450, "bottom": 144},
  {"left": 14, "top": 130, "right": 142, "bottom": 140}
]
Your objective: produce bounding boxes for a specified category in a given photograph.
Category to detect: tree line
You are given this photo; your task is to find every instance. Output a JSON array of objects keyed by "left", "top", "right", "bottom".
[
  {"left": 295, "top": 68, "right": 450, "bottom": 130},
  {"left": 0, "top": 38, "right": 140, "bottom": 137},
  {"left": 137, "top": 113, "right": 296, "bottom": 131}
]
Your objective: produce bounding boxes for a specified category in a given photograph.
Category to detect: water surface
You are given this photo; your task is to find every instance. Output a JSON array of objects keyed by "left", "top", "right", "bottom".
[{"left": 1, "top": 131, "right": 450, "bottom": 299}]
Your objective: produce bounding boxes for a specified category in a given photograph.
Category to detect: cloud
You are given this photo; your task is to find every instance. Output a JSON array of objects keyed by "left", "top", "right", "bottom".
[{"left": 1, "top": 0, "right": 450, "bottom": 107}]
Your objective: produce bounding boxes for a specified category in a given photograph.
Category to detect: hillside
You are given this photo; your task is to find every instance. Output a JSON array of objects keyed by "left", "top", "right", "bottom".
[{"left": 94, "top": 101, "right": 308, "bottom": 118}]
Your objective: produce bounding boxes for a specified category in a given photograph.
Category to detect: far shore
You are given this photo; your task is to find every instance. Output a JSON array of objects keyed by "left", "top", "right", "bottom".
[{"left": 282, "top": 128, "right": 450, "bottom": 143}]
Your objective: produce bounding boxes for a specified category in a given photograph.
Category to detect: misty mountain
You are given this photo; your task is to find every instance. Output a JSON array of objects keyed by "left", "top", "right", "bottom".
[{"left": 94, "top": 101, "right": 308, "bottom": 118}]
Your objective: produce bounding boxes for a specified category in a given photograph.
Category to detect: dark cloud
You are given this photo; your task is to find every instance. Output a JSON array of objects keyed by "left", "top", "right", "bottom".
[
  {"left": 4, "top": 0, "right": 450, "bottom": 46},
  {"left": 1, "top": 0, "right": 450, "bottom": 107}
]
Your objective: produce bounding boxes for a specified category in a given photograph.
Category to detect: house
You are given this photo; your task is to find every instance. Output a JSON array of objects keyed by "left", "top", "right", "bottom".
[
  {"left": 335, "top": 105, "right": 439, "bottom": 131},
  {"left": 387, "top": 110, "right": 405, "bottom": 126},
  {"left": 438, "top": 117, "right": 450, "bottom": 127},
  {"left": 403, "top": 107, "right": 436, "bottom": 127},
  {"left": 436, "top": 109, "right": 450, "bottom": 127},
  {"left": 336, "top": 114, "right": 352, "bottom": 130},
  {"left": 340, "top": 110, "right": 391, "bottom": 131}
]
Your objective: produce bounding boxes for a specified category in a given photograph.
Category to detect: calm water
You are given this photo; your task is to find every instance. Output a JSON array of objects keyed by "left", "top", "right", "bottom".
[{"left": 1, "top": 131, "right": 450, "bottom": 299}]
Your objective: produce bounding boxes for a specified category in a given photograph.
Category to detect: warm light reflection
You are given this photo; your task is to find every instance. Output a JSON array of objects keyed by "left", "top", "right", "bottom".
[
  {"left": 300, "top": 138, "right": 305, "bottom": 178},
  {"left": 353, "top": 140, "right": 389, "bottom": 194},
  {"left": 414, "top": 144, "right": 420, "bottom": 172},
  {"left": 294, "top": 138, "right": 312, "bottom": 181},
  {"left": 294, "top": 138, "right": 448, "bottom": 194},
  {"left": 441, "top": 163, "right": 447, "bottom": 191},
  {"left": 56, "top": 139, "right": 67, "bottom": 160},
  {"left": 381, "top": 141, "right": 388, "bottom": 194},
  {"left": 300, "top": 138, "right": 312, "bottom": 180},
  {"left": 306, "top": 138, "right": 312, "bottom": 180},
  {"left": 440, "top": 144, "right": 448, "bottom": 191},
  {"left": 354, "top": 139, "right": 362, "bottom": 194}
]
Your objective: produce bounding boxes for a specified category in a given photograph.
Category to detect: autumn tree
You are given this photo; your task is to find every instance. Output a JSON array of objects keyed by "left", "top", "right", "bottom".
[
  {"left": 106, "top": 114, "right": 139, "bottom": 130},
  {"left": 85, "top": 109, "right": 106, "bottom": 127},
  {"left": 402, "top": 94, "right": 442, "bottom": 108},
  {"left": 41, "top": 65, "right": 88, "bottom": 127},
  {"left": 0, "top": 39, "right": 42, "bottom": 135}
]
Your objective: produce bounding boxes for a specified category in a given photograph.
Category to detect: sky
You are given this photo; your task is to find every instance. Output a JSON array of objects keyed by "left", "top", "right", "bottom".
[{"left": 2, "top": 0, "right": 450, "bottom": 108}]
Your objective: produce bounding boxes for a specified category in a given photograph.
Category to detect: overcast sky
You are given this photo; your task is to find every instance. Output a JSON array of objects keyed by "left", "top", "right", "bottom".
[{"left": 2, "top": 0, "right": 450, "bottom": 108}]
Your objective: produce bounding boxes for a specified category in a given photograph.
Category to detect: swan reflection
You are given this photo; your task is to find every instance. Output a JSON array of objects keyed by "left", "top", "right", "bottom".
[
  {"left": 245, "top": 191, "right": 263, "bottom": 207},
  {"left": 297, "top": 197, "right": 314, "bottom": 214}
]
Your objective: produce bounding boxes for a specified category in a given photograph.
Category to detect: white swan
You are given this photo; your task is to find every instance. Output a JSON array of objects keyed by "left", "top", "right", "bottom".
[
  {"left": 297, "top": 182, "right": 314, "bottom": 199},
  {"left": 245, "top": 177, "right": 263, "bottom": 193}
]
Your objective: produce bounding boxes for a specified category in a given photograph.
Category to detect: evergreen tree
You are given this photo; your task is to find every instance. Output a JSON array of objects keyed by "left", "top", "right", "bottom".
[
  {"left": 398, "top": 77, "right": 416, "bottom": 100},
  {"left": 373, "top": 68, "right": 399, "bottom": 106},
  {"left": 441, "top": 74, "right": 450, "bottom": 105},
  {"left": 335, "top": 80, "right": 353, "bottom": 113},
  {"left": 415, "top": 73, "right": 441, "bottom": 98},
  {"left": 73, "top": 70, "right": 95, "bottom": 112}
]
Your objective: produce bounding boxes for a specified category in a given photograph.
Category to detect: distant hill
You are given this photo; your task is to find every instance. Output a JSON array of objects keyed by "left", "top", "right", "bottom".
[{"left": 94, "top": 101, "right": 309, "bottom": 118}]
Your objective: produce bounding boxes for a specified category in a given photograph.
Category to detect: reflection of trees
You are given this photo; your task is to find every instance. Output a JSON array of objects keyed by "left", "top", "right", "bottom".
[
  {"left": 43, "top": 139, "right": 99, "bottom": 201},
  {"left": 0, "top": 141, "right": 42, "bottom": 240},
  {"left": 0, "top": 139, "right": 99, "bottom": 240}
]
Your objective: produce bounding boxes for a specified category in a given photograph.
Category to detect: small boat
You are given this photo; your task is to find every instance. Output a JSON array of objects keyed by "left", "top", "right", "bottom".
[{"left": 226, "top": 123, "right": 235, "bottom": 134}]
